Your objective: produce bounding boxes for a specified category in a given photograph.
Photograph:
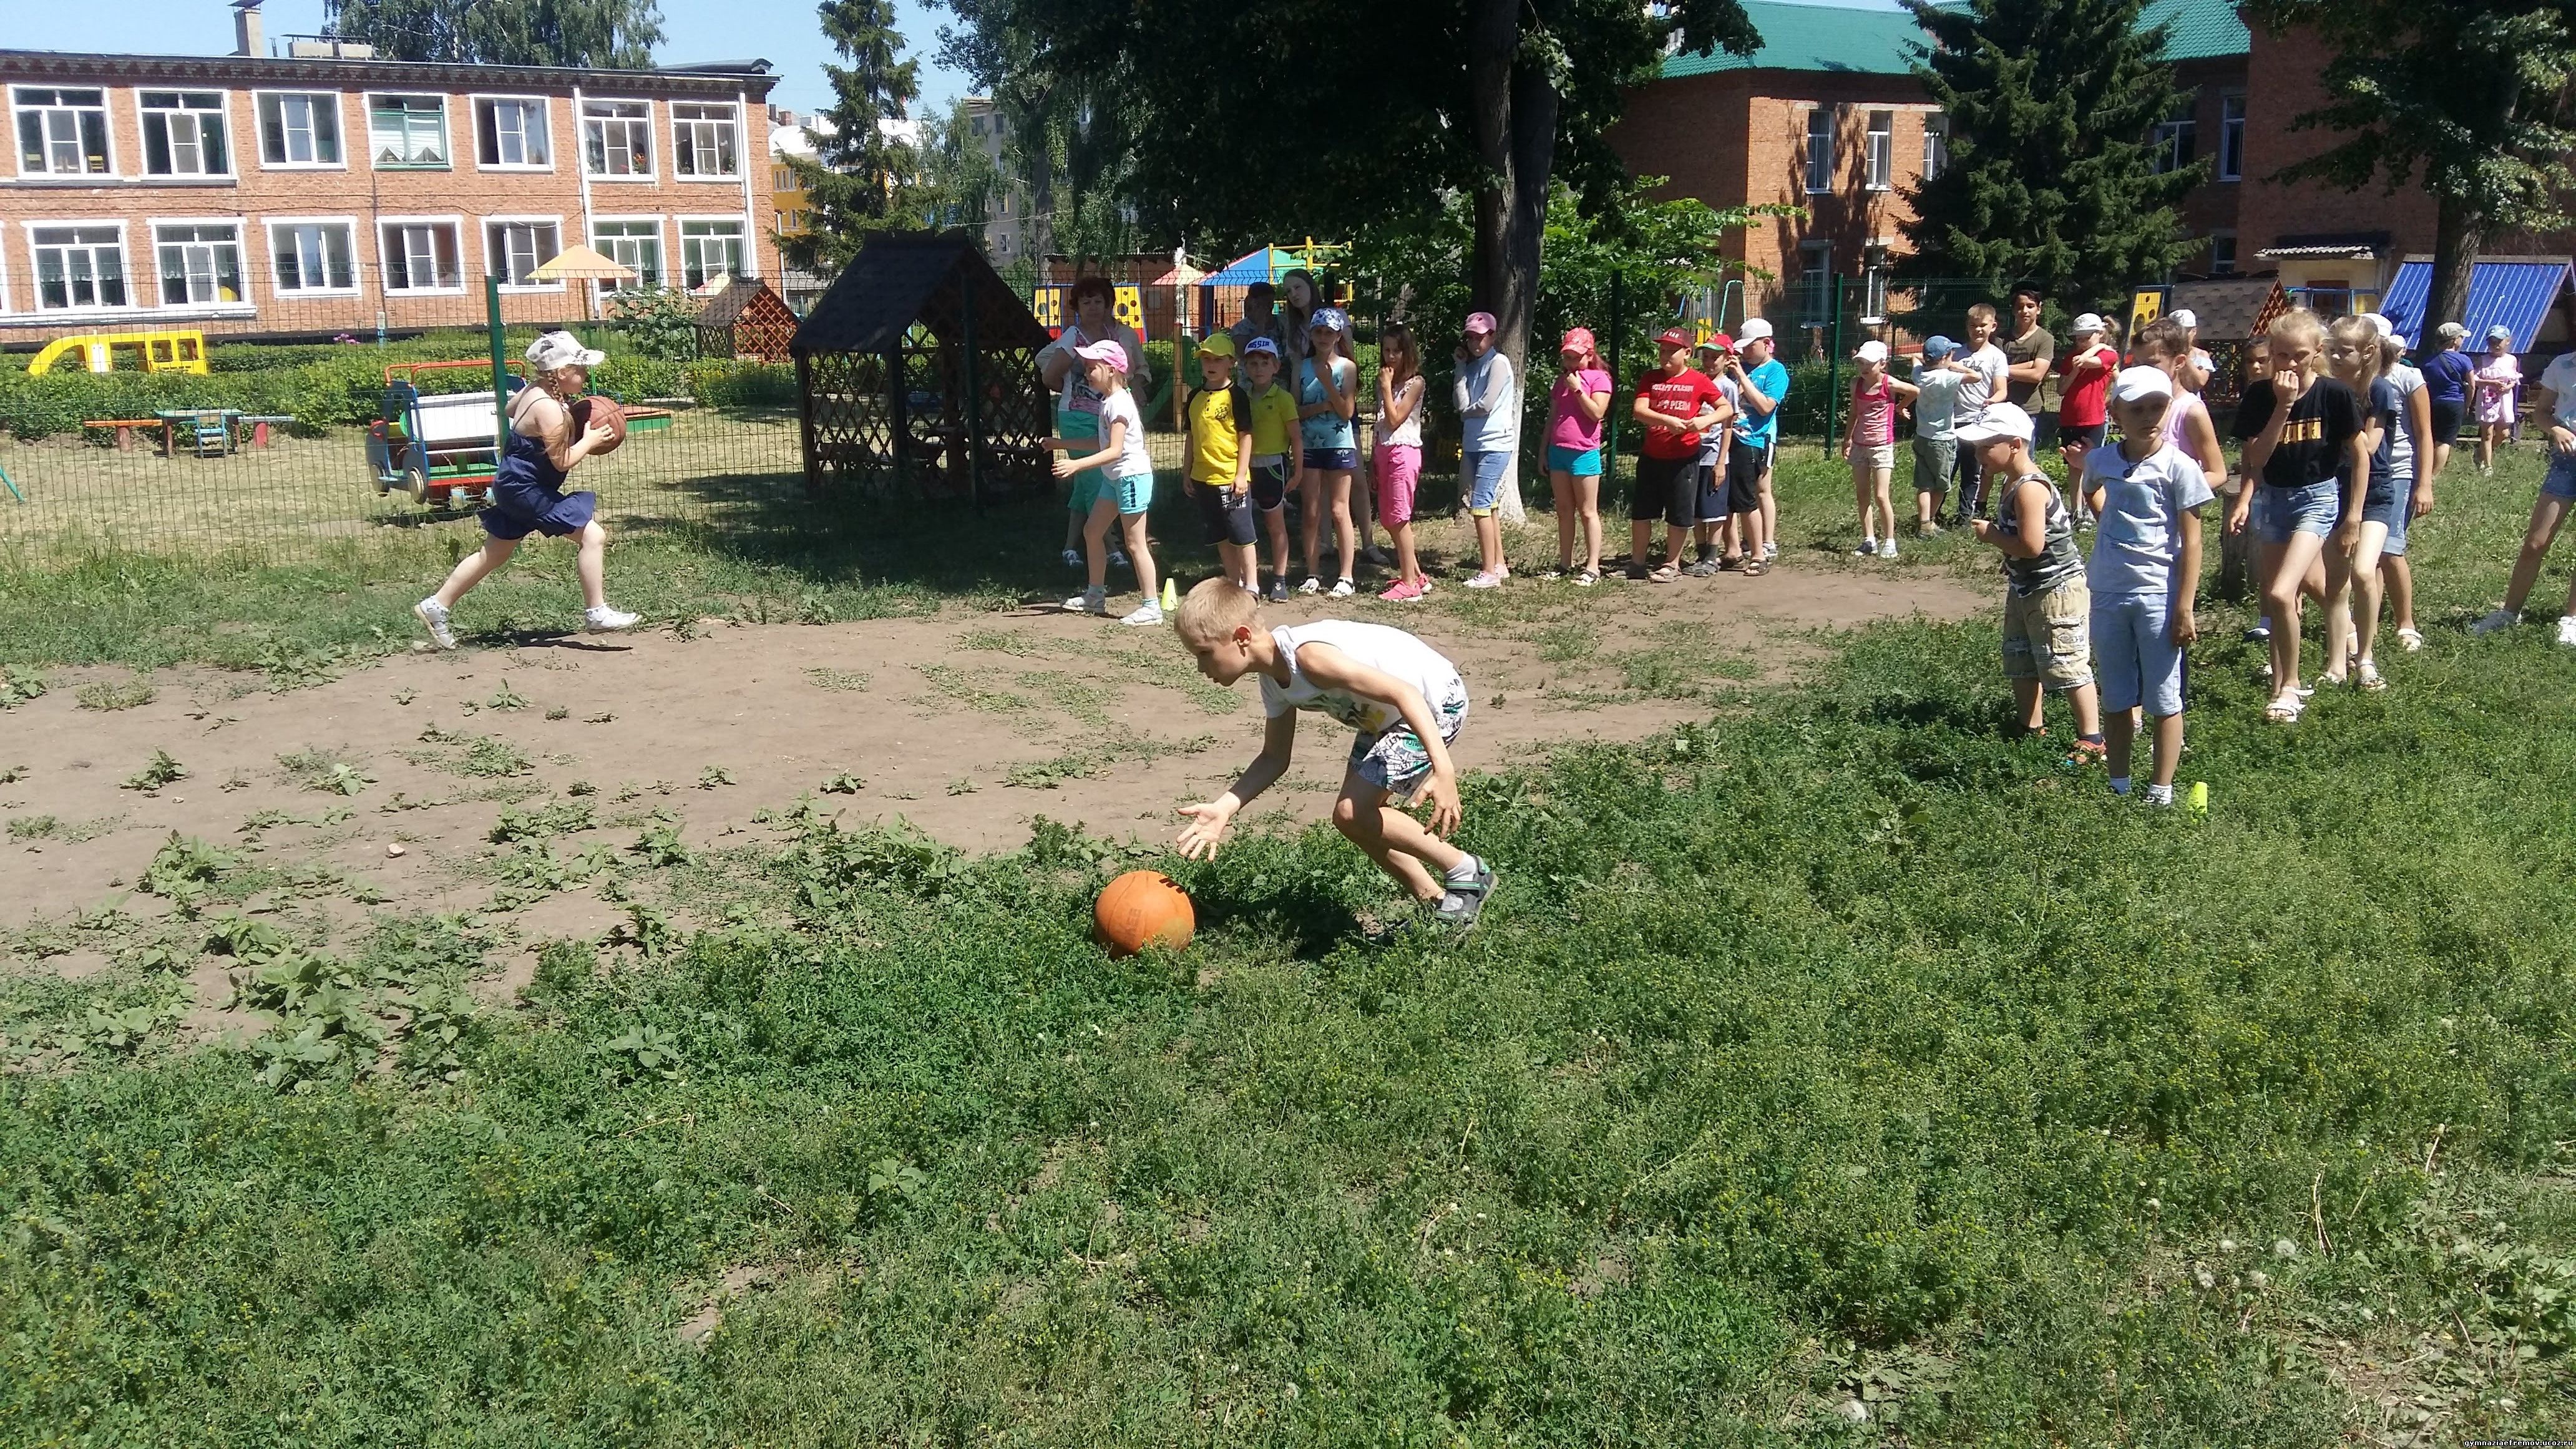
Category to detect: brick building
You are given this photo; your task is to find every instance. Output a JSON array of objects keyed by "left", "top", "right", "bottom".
[{"left": 1, "top": 21, "right": 779, "bottom": 344}]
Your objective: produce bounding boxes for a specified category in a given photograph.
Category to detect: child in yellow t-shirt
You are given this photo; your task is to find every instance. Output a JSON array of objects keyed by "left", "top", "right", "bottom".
[
  {"left": 1184, "top": 334, "right": 1259, "bottom": 592},
  {"left": 1241, "top": 337, "right": 1305, "bottom": 601}
]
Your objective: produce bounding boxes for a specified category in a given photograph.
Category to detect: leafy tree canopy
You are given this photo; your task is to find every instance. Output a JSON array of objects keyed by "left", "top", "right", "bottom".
[{"left": 326, "top": 0, "right": 661, "bottom": 67}]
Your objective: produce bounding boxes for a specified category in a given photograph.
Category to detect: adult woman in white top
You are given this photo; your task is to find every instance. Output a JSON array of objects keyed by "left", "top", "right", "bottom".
[{"left": 1040, "top": 276, "right": 1152, "bottom": 568}]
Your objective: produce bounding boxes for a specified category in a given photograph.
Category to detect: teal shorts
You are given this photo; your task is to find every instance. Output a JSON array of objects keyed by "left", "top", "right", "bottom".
[
  {"left": 1548, "top": 444, "right": 1603, "bottom": 477},
  {"left": 1110, "top": 472, "right": 1153, "bottom": 515}
]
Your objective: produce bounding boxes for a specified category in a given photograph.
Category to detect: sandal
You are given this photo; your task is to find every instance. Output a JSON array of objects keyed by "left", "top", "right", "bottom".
[
  {"left": 2396, "top": 627, "right": 2425, "bottom": 652},
  {"left": 1741, "top": 559, "right": 1768, "bottom": 577},
  {"left": 2066, "top": 738, "right": 2108, "bottom": 766},
  {"left": 2358, "top": 661, "right": 2388, "bottom": 692},
  {"left": 1648, "top": 564, "right": 1681, "bottom": 583},
  {"left": 2263, "top": 692, "right": 2305, "bottom": 724}
]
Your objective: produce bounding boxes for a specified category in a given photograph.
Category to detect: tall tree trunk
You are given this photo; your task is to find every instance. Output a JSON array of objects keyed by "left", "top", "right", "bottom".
[
  {"left": 1465, "top": 0, "right": 1556, "bottom": 524},
  {"left": 2424, "top": 193, "right": 2482, "bottom": 349}
]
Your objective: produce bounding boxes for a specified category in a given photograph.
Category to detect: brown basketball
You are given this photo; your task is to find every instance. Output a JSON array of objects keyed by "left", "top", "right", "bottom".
[
  {"left": 572, "top": 396, "right": 627, "bottom": 455},
  {"left": 1094, "top": 870, "right": 1195, "bottom": 957}
]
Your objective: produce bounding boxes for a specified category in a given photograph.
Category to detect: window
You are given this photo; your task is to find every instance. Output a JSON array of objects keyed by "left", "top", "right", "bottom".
[
  {"left": 2152, "top": 96, "right": 2197, "bottom": 174},
  {"left": 485, "top": 219, "right": 562, "bottom": 286},
  {"left": 1798, "top": 242, "right": 1833, "bottom": 323},
  {"left": 1803, "top": 107, "right": 1833, "bottom": 193},
  {"left": 14, "top": 87, "right": 111, "bottom": 176},
  {"left": 140, "top": 91, "right": 230, "bottom": 177},
  {"left": 1865, "top": 111, "right": 1893, "bottom": 191},
  {"left": 154, "top": 222, "right": 244, "bottom": 306},
  {"left": 368, "top": 94, "right": 448, "bottom": 168},
  {"left": 268, "top": 220, "right": 356, "bottom": 293},
  {"left": 2218, "top": 92, "right": 2245, "bottom": 182},
  {"left": 257, "top": 92, "right": 342, "bottom": 166},
  {"left": 474, "top": 97, "right": 550, "bottom": 168},
  {"left": 583, "top": 99, "right": 653, "bottom": 178},
  {"left": 680, "top": 218, "right": 746, "bottom": 288},
  {"left": 2209, "top": 230, "right": 2238, "bottom": 276},
  {"left": 1922, "top": 112, "right": 1948, "bottom": 181},
  {"left": 31, "top": 225, "right": 128, "bottom": 310},
  {"left": 591, "top": 219, "right": 663, "bottom": 290},
  {"left": 1863, "top": 245, "right": 1891, "bottom": 321},
  {"left": 671, "top": 102, "right": 739, "bottom": 177},
  {"left": 379, "top": 218, "right": 462, "bottom": 292}
]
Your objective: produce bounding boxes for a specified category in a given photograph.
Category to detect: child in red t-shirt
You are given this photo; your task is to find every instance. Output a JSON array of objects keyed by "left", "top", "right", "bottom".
[
  {"left": 2057, "top": 313, "right": 2120, "bottom": 514},
  {"left": 1627, "top": 328, "right": 1729, "bottom": 582}
]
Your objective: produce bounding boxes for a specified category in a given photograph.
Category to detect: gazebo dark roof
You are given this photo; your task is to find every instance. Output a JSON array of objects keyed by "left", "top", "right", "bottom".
[
  {"left": 790, "top": 232, "right": 1048, "bottom": 356},
  {"left": 697, "top": 275, "right": 781, "bottom": 328},
  {"left": 2169, "top": 277, "right": 2279, "bottom": 342}
]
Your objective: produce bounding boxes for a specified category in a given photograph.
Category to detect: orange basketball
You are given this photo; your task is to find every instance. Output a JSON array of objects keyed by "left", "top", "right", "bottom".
[
  {"left": 1094, "top": 870, "right": 1195, "bottom": 957},
  {"left": 572, "top": 396, "right": 627, "bottom": 455}
]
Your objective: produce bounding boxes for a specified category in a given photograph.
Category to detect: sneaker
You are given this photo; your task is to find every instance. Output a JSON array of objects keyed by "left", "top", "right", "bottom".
[
  {"left": 1854, "top": 539, "right": 1878, "bottom": 557},
  {"left": 1433, "top": 859, "right": 1496, "bottom": 931},
  {"left": 2559, "top": 615, "right": 2576, "bottom": 648},
  {"left": 1916, "top": 521, "right": 1943, "bottom": 538},
  {"left": 583, "top": 605, "right": 639, "bottom": 634},
  {"left": 2396, "top": 627, "right": 2425, "bottom": 652},
  {"left": 1298, "top": 577, "right": 1322, "bottom": 595},
  {"left": 1266, "top": 578, "right": 1290, "bottom": 603},
  {"left": 1119, "top": 602, "right": 1163, "bottom": 627},
  {"left": 2243, "top": 624, "right": 2273, "bottom": 643},
  {"left": 1763, "top": 541, "right": 1779, "bottom": 561},
  {"left": 1061, "top": 548, "right": 1083, "bottom": 568},
  {"left": 1363, "top": 545, "right": 1395, "bottom": 568},
  {"left": 1108, "top": 547, "right": 1129, "bottom": 568},
  {"left": 1377, "top": 578, "right": 1425, "bottom": 602},
  {"left": 413, "top": 597, "right": 457, "bottom": 650},
  {"left": 1539, "top": 567, "right": 1566, "bottom": 581},
  {"left": 1064, "top": 587, "right": 1108, "bottom": 615},
  {"left": 1877, "top": 539, "right": 1898, "bottom": 560},
  {"left": 1574, "top": 569, "right": 1599, "bottom": 588},
  {"left": 2469, "top": 608, "right": 2519, "bottom": 637},
  {"left": 1328, "top": 578, "right": 1355, "bottom": 598},
  {"left": 1684, "top": 557, "right": 1722, "bottom": 578},
  {"left": 1463, "top": 571, "right": 1504, "bottom": 590}
]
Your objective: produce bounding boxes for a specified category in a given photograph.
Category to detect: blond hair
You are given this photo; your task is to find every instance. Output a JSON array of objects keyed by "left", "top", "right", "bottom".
[
  {"left": 2267, "top": 308, "right": 2326, "bottom": 350},
  {"left": 1173, "top": 577, "right": 1261, "bottom": 642},
  {"left": 1966, "top": 302, "right": 1999, "bottom": 328},
  {"left": 2325, "top": 315, "right": 2384, "bottom": 389}
]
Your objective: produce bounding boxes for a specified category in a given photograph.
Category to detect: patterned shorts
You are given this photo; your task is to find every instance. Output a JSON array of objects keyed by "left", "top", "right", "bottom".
[{"left": 1349, "top": 681, "right": 1470, "bottom": 797}]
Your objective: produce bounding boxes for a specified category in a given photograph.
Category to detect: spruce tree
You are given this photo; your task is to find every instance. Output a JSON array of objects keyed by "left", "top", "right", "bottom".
[
  {"left": 781, "top": 0, "right": 923, "bottom": 271},
  {"left": 1896, "top": 0, "right": 2201, "bottom": 315}
]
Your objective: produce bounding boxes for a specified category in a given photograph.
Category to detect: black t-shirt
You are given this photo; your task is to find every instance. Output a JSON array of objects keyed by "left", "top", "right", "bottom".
[{"left": 2234, "top": 376, "right": 2364, "bottom": 489}]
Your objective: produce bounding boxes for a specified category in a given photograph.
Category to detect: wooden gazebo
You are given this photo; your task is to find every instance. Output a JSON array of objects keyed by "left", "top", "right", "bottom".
[
  {"left": 695, "top": 276, "right": 797, "bottom": 361},
  {"left": 788, "top": 232, "right": 1050, "bottom": 500}
]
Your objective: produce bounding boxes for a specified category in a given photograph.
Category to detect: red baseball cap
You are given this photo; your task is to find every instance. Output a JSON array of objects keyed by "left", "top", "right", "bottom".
[
  {"left": 1655, "top": 327, "right": 1693, "bottom": 349},
  {"left": 1699, "top": 333, "right": 1735, "bottom": 353}
]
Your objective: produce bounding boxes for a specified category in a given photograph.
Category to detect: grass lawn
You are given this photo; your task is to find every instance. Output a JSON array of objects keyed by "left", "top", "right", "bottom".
[{"left": 1, "top": 445, "right": 2573, "bottom": 1443}]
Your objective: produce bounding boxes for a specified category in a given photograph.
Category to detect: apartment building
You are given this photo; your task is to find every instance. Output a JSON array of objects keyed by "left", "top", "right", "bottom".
[
  {"left": 1, "top": 29, "right": 779, "bottom": 341},
  {"left": 960, "top": 96, "right": 1033, "bottom": 266}
]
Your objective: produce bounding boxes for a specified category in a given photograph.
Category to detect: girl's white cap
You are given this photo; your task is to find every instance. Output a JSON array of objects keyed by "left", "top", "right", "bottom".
[
  {"left": 527, "top": 331, "right": 606, "bottom": 371},
  {"left": 2071, "top": 312, "right": 2107, "bottom": 334},
  {"left": 1852, "top": 339, "right": 1888, "bottom": 364}
]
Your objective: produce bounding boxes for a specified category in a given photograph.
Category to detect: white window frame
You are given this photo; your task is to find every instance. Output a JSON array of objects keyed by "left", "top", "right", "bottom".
[
  {"left": 2210, "top": 230, "right": 2238, "bottom": 276},
  {"left": 582, "top": 97, "right": 656, "bottom": 180},
  {"left": 469, "top": 93, "right": 554, "bottom": 171},
  {"left": 1798, "top": 240, "right": 1833, "bottom": 324},
  {"left": 263, "top": 215, "right": 362, "bottom": 298},
  {"left": 669, "top": 99, "right": 742, "bottom": 180},
  {"left": 12, "top": 85, "right": 116, "bottom": 178},
  {"left": 1865, "top": 110, "right": 1893, "bottom": 192},
  {"left": 482, "top": 213, "right": 566, "bottom": 291},
  {"left": 677, "top": 214, "right": 751, "bottom": 289},
  {"left": 375, "top": 213, "right": 467, "bottom": 296},
  {"left": 23, "top": 219, "right": 134, "bottom": 315},
  {"left": 365, "top": 92, "right": 452, "bottom": 170},
  {"left": 2152, "top": 95, "right": 2198, "bottom": 175},
  {"left": 1803, "top": 107, "right": 1833, "bottom": 195},
  {"left": 135, "top": 89, "right": 235, "bottom": 181},
  {"left": 1861, "top": 243, "right": 1891, "bottom": 323},
  {"left": 1921, "top": 112, "right": 1948, "bottom": 182},
  {"left": 146, "top": 216, "right": 250, "bottom": 311},
  {"left": 2217, "top": 91, "right": 2245, "bottom": 182},
  {"left": 252, "top": 89, "right": 346, "bottom": 170},
  {"left": 589, "top": 214, "right": 666, "bottom": 293}
]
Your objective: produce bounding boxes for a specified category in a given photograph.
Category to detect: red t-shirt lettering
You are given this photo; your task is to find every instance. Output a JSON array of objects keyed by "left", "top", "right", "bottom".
[{"left": 1636, "top": 367, "right": 1724, "bottom": 459}]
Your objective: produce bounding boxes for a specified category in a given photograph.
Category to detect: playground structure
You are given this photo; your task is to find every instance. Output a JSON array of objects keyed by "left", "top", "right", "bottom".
[
  {"left": 27, "top": 329, "right": 211, "bottom": 377},
  {"left": 366, "top": 361, "right": 524, "bottom": 505}
]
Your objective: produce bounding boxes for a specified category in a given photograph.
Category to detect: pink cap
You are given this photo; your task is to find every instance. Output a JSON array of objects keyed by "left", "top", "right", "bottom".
[
  {"left": 1464, "top": 311, "right": 1498, "bottom": 336},
  {"left": 1073, "top": 339, "right": 1128, "bottom": 373},
  {"left": 1559, "top": 326, "right": 1596, "bottom": 354}
]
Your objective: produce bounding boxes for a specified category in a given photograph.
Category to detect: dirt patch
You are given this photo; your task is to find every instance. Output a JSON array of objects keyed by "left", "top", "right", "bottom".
[{"left": 0, "top": 559, "right": 1980, "bottom": 936}]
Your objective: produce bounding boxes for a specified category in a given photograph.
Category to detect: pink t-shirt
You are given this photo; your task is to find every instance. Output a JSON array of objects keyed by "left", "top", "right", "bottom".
[
  {"left": 1548, "top": 368, "right": 1612, "bottom": 452},
  {"left": 1851, "top": 376, "right": 1896, "bottom": 447}
]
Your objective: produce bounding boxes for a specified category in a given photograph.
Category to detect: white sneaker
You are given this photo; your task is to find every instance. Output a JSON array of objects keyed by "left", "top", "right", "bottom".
[
  {"left": 1120, "top": 602, "right": 1163, "bottom": 627},
  {"left": 413, "top": 597, "right": 457, "bottom": 650},
  {"left": 1298, "top": 577, "right": 1322, "bottom": 595},
  {"left": 2469, "top": 608, "right": 2519, "bottom": 637},
  {"left": 2558, "top": 615, "right": 2576, "bottom": 648},
  {"left": 1065, "top": 587, "right": 1108, "bottom": 615},
  {"left": 1463, "top": 571, "right": 1503, "bottom": 590},
  {"left": 583, "top": 605, "right": 638, "bottom": 633},
  {"left": 1877, "top": 539, "right": 1898, "bottom": 559},
  {"left": 1061, "top": 549, "right": 1083, "bottom": 568},
  {"left": 1327, "top": 578, "right": 1355, "bottom": 598},
  {"left": 1763, "top": 542, "right": 1780, "bottom": 561}
]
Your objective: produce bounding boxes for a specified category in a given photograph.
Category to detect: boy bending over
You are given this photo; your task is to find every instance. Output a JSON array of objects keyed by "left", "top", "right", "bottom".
[{"left": 1171, "top": 579, "right": 1495, "bottom": 931}]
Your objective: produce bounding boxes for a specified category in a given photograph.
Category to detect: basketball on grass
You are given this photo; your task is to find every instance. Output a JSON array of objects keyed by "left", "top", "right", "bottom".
[
  {"left": 1095, "top": 871, "right": 1194, "bottom": 957},
  {"left": 572, "top": 396, "right": 627, "bottom": 455}
]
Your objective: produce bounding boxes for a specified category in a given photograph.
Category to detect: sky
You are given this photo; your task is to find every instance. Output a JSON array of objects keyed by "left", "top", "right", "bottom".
[{"left": 9, "top": 0, "right": 974, "bottom": 121}]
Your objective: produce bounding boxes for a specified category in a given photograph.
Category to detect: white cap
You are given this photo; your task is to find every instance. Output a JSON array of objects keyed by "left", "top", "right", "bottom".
[
  {"left": 2071, "top": 312, "right": 2106, "bottom": 334},
  {"left": 1954, "top": 401, "right": 2036, "bottom": 445},
  {"left": 2110, "top": 364, "right": 2174, "bottom": 403},
  {"left": 2171, "top": 308, "right": 2198, "bottom": 329},
  {"left": 2363, "top": 311, "right": 2394, "bottom": 339},
  {"left": 1735, "top": 317, "right": 1775, "bottom": 343},
  {"left": 1853, "top": 339, "right": 1888, "bottom": 364},
  {"left": 526, "top": 330, "right": 605, "bottom": 371}
]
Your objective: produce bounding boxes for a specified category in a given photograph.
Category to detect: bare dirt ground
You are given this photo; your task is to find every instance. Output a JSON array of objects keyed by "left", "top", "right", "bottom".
[{"left": 1, "top": 561, "right": 1982, "bottom": 957}]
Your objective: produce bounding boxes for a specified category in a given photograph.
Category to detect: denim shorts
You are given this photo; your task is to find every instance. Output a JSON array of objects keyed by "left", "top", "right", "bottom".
[
  {"left": 1547, "top": 444, "right": 1602, "bottom": 477},
  {"left": 1463, "top": 449, "right": 1510, "bottom": 517},
  {"left": 1303, "top": 446, "right": 1358, "bottom": 473},
  {"left": 2092, "top": 590, "right": 2187, "bottom": 717},
  {"left": 2363, "top": 489, "right": 2411, "bottom": 555},
  {"left": 2544, "top": 451, "right": 2576, "bottom": 501},
  {"left": 2254, "top": 480, "right": 2341, "bottom": 543}
]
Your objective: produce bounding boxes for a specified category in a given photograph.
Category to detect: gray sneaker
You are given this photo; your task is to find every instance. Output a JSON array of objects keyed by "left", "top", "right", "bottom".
[
  {"left": 1432, "top": 859, "right": 1496, "bottom": 931},
  {"left": 413, "top": 597, "right": 457, "bottom": 650}
]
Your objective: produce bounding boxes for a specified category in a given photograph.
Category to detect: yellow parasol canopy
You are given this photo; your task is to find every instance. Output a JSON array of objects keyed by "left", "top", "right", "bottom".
[{"left": 530, "top": 243, "right": 639, "bottom": 283}]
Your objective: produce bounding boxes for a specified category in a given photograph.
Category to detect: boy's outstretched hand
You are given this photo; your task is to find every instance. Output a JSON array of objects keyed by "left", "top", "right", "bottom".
[
  {"left": 1175, "top": 799, "right": 1237, "bottom": 859},
  {"left": 1422, "top": 774, "right": 1462, "bottom": 839}
]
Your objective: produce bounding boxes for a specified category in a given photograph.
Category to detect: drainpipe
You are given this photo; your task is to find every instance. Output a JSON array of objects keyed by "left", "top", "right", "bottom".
[
  {"left": 573, "top": 82, "right": 595, "bottom": 321},
  {"left": 737, "top": 87, "right": 760, "bottom": 279}
]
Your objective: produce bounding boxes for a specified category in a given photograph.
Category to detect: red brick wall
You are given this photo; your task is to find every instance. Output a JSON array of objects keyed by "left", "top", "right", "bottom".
[
  {"left": 2232, "top": 27, "right": 2433, "bottom": 267},
  {"left": 1, "top": 64, "right": 778, "bottom": 343}
]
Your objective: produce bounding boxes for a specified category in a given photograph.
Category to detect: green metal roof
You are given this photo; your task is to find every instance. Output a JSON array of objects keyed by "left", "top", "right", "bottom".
[{"left": 1657, "top": 0, "right": 2245, "bottom": 80}]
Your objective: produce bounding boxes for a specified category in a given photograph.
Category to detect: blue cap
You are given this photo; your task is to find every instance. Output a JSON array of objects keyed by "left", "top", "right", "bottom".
[
  {"left": 1243, "top": 336, "right": 1281, "bottom": 358},
  {"left": 1309, "top": 306, "right": 1349, "bottom": 333},
  {"left": 1921, "top": 334, "right": 1957, "bottom": 361}
]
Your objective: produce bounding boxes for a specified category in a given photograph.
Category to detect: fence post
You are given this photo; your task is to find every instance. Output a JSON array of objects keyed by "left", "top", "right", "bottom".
[
  {"left": 960, "top": 278, "right": 984, "bottom": 510},
  {"left": 484, "top": 276, "right": 509, "bottom": 456},
  {"left": 1606, "top": 270, "right": 1624, "bottom": 475}
]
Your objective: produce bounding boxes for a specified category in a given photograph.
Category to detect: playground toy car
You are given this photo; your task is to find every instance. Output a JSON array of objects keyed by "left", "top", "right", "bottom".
[
  {"left": 366, "top": 360, "right": 525, "bottom": 505},
  {"left": 28, "top": 329, "right": 210, "bottom": 376}
]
